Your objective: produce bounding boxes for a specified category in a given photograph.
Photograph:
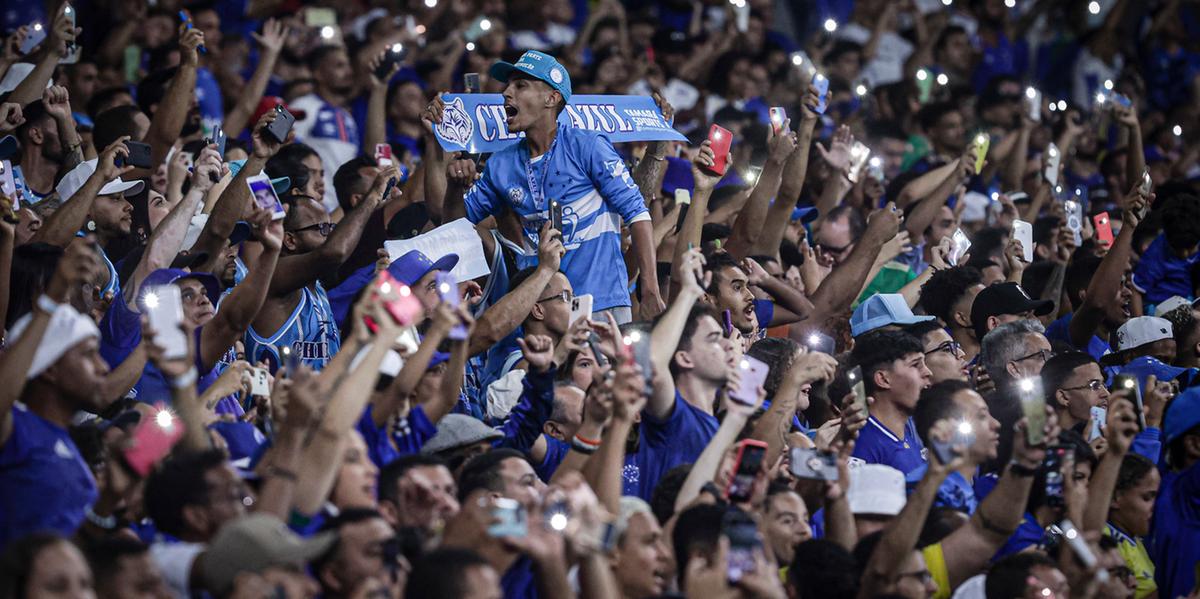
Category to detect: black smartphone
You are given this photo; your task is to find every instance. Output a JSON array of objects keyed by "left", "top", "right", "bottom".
[
  {"left": 381, "top": 177, "right": 397, "bottom": 204},
  {"left": 375, "top": 43, "right": 407, "bottom": 80},
  {"left": 464, "top": 72, "right": 481, "bottom": 93},
  {"left": 265, "top": 105, "right": 295, "bottom": 144},
  {"left": 121, "top": 141, "right": 153, "bottom": 169}
]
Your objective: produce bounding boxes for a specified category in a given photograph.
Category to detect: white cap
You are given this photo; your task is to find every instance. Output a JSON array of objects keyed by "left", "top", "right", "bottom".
[
  {"left": 55, "top": 158, "right": 145, "bottom": 203},
  {"left": 7, "top": 304, "right": 100, "bottom": 379},
  {"left": 1154, "top": 296, "right": 1193, "bottom": 317},
  {"left": 950, "top": 574, "right": 987, "bottom": 599},
  {"left": 1115, "top": 316, "right": 1174, "bottom": 352},
  {"left": 847, "top": 464, "right": 906, "bottom": 516},
  {"left": 348, "top": 345, "right": 404, "bottom": 378}
]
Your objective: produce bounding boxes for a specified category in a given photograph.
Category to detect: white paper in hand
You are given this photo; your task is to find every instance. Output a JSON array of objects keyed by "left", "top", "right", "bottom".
[{"left": 384, "top": 218, "right": 491, "bottom": 281}]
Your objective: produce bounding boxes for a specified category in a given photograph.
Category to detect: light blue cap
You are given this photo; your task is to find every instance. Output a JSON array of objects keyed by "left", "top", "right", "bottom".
[
  {"left": 489, "top": 50, "right": 572, "bottom": 102},
  {"left": 851, "top": 293, "right": 934, "bottom": 337}
]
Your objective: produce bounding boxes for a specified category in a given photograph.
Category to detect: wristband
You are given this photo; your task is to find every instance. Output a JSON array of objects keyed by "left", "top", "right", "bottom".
[
  {"left": 1007, "top": 460, "right": 1039, "bottom": 477},
  {"left": 36, "top": 294, "right": 60, "bottom": 314},
  {"left": 570, "top": 438, "right": 598, "bottom": 455},
  {"left": 574, "top": 432, "right": 602, "bottom": 447},
  {"left": 170, "top": 367, "right": 198, "bottom": 390},
  {"left": 85, "top": 505, "right": 118, "bottom": 530}
]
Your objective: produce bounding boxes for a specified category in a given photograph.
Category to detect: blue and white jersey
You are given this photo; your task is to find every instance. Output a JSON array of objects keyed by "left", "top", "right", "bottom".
[
  {"left": 243, "top": 282, "right": 341, "bottom": 372},
  {"left": 849, "top": 415, "right": 927, "bottom": 477},
  {"left": 463, "top": 123, "right": 649, "bottom": 311},
  {"left": 290, "top": 93, "right": 361, "bottom": 212}
]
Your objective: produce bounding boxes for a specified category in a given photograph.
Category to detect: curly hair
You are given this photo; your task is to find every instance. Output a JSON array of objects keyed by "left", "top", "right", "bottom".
[{"left": 918, "top": 266, "right": 983, "bottom": 326}]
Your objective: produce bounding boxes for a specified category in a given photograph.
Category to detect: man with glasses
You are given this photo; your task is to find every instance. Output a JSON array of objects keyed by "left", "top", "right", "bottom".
[
  {"left": 979, "top": 319, "right": 1053, "bottom": 471},
  {"left": 1041, "top": 352, "right": 1110, "bottom": 431},
  {"left": 814, "top": 205, "right": 865, "bottom": 267},
  {"left": 905, "top": 320, "right": 968, "bottom": 383},
  {"left": 244, "top": 164, "right": 400, "bottom": 371}
]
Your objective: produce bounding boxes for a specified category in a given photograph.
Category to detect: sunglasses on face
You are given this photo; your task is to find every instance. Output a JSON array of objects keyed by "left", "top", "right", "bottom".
[{"left": 293, "top": 222, "right": 335, "bottom": 236}]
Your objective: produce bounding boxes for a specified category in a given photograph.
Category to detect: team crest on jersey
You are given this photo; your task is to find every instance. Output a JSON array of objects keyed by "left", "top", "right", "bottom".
[
  {"left": 508, "top": 187, "right": 525, "bottom": 205},
  {"left": 622, "top": 464, "right": 640, "bottom": 485},
  {"left": 436, "top": 97, "right": 474, "bottom": 147}
]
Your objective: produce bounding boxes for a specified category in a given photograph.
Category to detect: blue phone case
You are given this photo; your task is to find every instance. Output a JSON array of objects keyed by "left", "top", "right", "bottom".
[{"left": 813, "top": 74, "right": 830, "bottom": 114}]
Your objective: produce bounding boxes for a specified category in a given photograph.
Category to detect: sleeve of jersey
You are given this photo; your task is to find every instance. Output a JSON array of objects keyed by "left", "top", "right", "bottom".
[
  {"left": 493, "top": 368, "right": 556, "bottom": 452},
  {"left": 288, "top": 96, "right": 319, "bottom": 141},
  {"left": 583, "top": 132, "right": 649, "bottom": 223},
  {"left": 98, "top": 292, "right": 144, "bottom": 369},
  {"left": 463, "top": 165, "right": 503, "bottom": 225},
  {"left": 1130, "top": 244, "right": 1162, "bottom": 296},
  {"left": 1130, "top": 427, "right": 1162, "bottom": 464}
]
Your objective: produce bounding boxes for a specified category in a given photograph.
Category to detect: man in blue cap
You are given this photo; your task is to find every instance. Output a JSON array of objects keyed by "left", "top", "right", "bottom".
[
  {"left": 431, "top": 50, "right": 661, "bottom": 324},
  {"left": 851, "top": 293, "right": 935, "bottom": 338},
  {"left": 326, "top": 248, "right": 459, "bottom": 330}
]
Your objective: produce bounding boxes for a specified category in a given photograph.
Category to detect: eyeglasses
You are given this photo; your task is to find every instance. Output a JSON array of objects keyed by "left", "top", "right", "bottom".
[
  {"left": 816, "top": 241, "right": 852, "bottom": 255},
  {"left": 895, "top": 569, "right": 934, "bottom": 585},
  {"left": 1013, "top": 349, "right": 1054, "bottom": 364},
  {"left": 1060, "top": 379, "right": 1105, "bottom": 392},
  {"left": 925, "top": 340, "right": 963, "bottom": 357},
  {"left": 293, "top": 222, "right": 335, "bottom": 236},
  {"left": 537, "top": 290, "right": 572, "bottom": 304}
]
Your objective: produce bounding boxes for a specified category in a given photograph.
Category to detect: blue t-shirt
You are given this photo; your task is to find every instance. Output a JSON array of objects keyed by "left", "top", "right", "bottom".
[
  {"left": 536, "top": 435, "right": 570, "bottom": 482},
  {"left": 1132, "top": 234, "right": 1200, "bottom": 305},
  {"left": 1150, "top": 462, "right": 1200, "bottom": 599},
  {"left": 993, "top": 512, "right": 1046, "bottom": 560},
  {"left": 357, "top": 405, "right": 438, "bottom": 468},
  {"left": 905, "top": 464, "right": 978, "bottom": 514},
  {"left": 0, "top": 406, "right": 98, "bottom": 549},
  {"left": 463, "top": 123, "right": 649, "bottom": 311},
  {"left": 501, "top": 556, "right": 537, "bottom": 599},
  {"left": 1044, "top": 312, "right": 1110, "bottom": 361},
  {"left": 629, "top": 392, "right": 719, "bottom": 500},
  {"left": 753, "top": 298, "right": 774, "bottom": 338},
  {"left": 244, "top": 283, "right": 341, "bottom": 372},
  {"left": 850, "top": 415, "right": 926, "bottom": 477}
]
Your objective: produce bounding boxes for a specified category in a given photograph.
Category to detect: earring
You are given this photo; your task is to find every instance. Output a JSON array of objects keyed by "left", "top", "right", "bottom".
[{"left": 86, "top": 220, "right": 96, "bottom": 232}]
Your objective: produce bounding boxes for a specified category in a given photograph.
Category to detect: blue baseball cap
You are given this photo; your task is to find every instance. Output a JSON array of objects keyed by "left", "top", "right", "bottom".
[
  {"left": 851, "top": 293, "right": 934, "bottom": 337},
  {"left": 388, "top": 249, "right": 459, "bottom": 287},
  {"left": 489, "top": 50, "right": 572, "bottom": 102},
  {"left": 229, "top": 159, "right": 290, "bottom": 195},
  {"left": 137, "top": 268, "right": 222, "bottom": 310},
  {"left": 1165, "top": 386, "right": 1200, "bottom": 445},
  {"left": 1116, "top": 356, "right": 1192, "bottom": 394},
  {"left": 791, "top": 206, "right": 819, "bottom": 223}
]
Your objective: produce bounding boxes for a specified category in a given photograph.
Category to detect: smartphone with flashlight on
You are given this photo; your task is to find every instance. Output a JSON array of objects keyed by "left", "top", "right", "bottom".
[
  {"left": 375, "top": 43, "right": 406, "bottom": 80},
  {"left": 970, "top": 132, "right": 990, "bottom": 174},
  {"left": 1113, "top": 374, "right": 1146, "bottom": 431},
  {"left": 725, "top": 440, "right": 768, "bottom": 503},
  {"left": 847, "top": 366, "right": 868, "bottom": 415},
  {"left": 435, "top": 271, "right": 468, "bottom": 340},
  {"left": 122, "top": 404, "right": 184, "bottom": 477},
  {"left": 812, "top": 73, "right": 830, "bottom": 114},
  {"left": 706, "top": 124, "right": 733, "bottom": 176},
  {"left": 549, "top": 200, "right": 564, "bottom": 234},
  {"left": 1093, "top": 212, "right": 1114, "bottom": 249},
  {"left": 768, "top": 107, "right": 787, "bottom": 134},
  {"left": 367, "top": 271, "right": 423, "bottom": 333},
  {"left": 144, "top": 285, "right": 189, "bottom": 360},
  {"left": 930, "top": 420, "right": 975, "bottom": 465},
  {"left": 729, "top": 356, "right": 769, "bottom": 408},
  {"left": 1018, "top": 377, "right": 1047, "bottom": 446}
]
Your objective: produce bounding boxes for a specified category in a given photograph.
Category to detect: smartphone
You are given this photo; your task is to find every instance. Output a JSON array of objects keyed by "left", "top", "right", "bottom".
[
  {"left": 277, "top": 344, "right": 298, "bottom": 377},
  {"left": 1025, "top": 87, "right": 1041, "bottom": 122},
  {"left": 812, "top": 73, "right": 830, "bottom": 114},
  {"left": 372, "top": 271, "right": 423, "bottom": 329},
  {"left": 674, "top": 189, "right": 691, "bottom": 233},
  {"left": 586, "top": 332, "right": 608, "bottom": 367},
  {"left": 970, "top": 133, "right": 990, "bottom": 174},
  {"left": 435, "top": 271, "right": 469, "bottom": 341},
  {"left": 1089, "top": 406, "right": 1106, "bottom": 442},
  {"left": 723, "top": 509, "right": 762, "bottom": 583},
  {"left": 381, "top": 177, "right": 397, "bottom": 204},
  {"left": 1018, "top": 377, "right": 1047, "bottom": 446},
  {"left": 789, "top": 447, "right": 839, "bottom": 480},
  {"left": 915, "top": 68, "right": 934, "bottom": 104},
  {"left": 847, "top": 142, "right": 871, "bottom": 183},
  {"left": 246, "top": 173, "right": 286, "bottom": 220},
  {"left": 725, "top": 440, "right": 768, "bottom": 502},
  {"left": 1093, "top": 212, "right": 1114, "bottom": 249},
  {"left": 1043, "top": 444, "right": 1068, "bottom": 507},
  {"left": 1012, "top": 219, "right": 1034, "bottom": 262},
  {"left": 488, "top": 497, "right": 527, "bottom": 538},
  {"left": 1058, "top": 520, "right": 1100, "bottom": 569},
  {"left": 178, "top": 10, "right": 207, "bottom": 54},
  {"left": 949, "top": 228, "right": 971, "bottom": 265},
  {"left": 249, "top": 367, "right": 270, "bottom": 396},
  {"left": 706, "top": 124, "right": 733, "bottom": 176},
  {"left": 1113, "top": 374, "right": 1146, "bottom": 431},
  {"left": 144, "top": 285, "right": 189, "bottom": 360},
  {"left": 569, "top": 294, "right": 593, "bottom": 327},
  {"left": 1139, "top": 168, "right": 1152, "bottom": 196},
  {"left": 733, "top": 1, "right": 750, "bottom": 32},
  {"left": 464, "top": 72, "right": 481, "bottom": 94},
  {"left": 624, "top": 330, "right": 653, "bottom": 387},
  {"left": 549, "top": 199, "right": 564, "bottom": 233},
  {"left": 806, "top": 332, "right": 836, "bottom": 355},
  {"left": 1064, "top": 200, "right": 1084, "bottom": 246},
  {"left": 265, "top": 105, "right": 295, "bottom": 144},
  {"left": 464, "top": 16, "right": 491, "bottom": 42},
  {"left": 20, "top": 23, "right": 47, "bottom": 55},
  {"left": 1044, "top": 143, "right": 1061, "bottom": 187},
  {"left": 730, "top": 356, "right": 769, "bottom": 408},
  {"left": 304, "top": 7, "right": 337, "bottom": 27},
  {"left": 847, "top": 366, "right": 868, "bottom": 415},
  {"left": 768, "top": 107, "right": 787, "bottom": 134},
  {"left": 211, "top": 124, "right": 227, "bottom": 159},
  {"left": 931, "top": 420, "right": 975, "bottom": 465},
  {"left": 375, "top": 43, "right": 406, "bottom": 80},
  {"left": 375, "top": 143, "right": 394, "bottom": 168},
  {"left": 64, "top": 5, "right": 75, "bottom": 54},
  {"left": 721, "top": 309, "right": 734, "bottom": 337},
  {"left": 123, "top": 404, "right": 184, "bottom": 477},
  {"left": 0, "top": 160, "right": 16, "bottom": 201},
  {"left": 121, "top": 141, "right": 153, "bottom": 169}
]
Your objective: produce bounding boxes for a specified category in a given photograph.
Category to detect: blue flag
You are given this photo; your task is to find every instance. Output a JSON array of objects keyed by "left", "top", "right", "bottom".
[{"left": 432, "top": 94, "right": 687, "bottom": 153}]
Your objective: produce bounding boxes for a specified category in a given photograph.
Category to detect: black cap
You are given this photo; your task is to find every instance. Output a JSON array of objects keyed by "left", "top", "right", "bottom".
[{"left": 970, "top": 282, "right": 1054, "bottom": 339}]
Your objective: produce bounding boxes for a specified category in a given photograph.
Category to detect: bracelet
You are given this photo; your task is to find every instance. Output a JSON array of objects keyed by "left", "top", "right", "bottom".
[
  {"left": 267, "top": 466, "right": 299, "bottom": 481},
  {"left": 36, "top": 294, "right": 60, "bottom": 315},
  {"left": 1007, "top": 460, "right": 1039, "bottom": 477},
  {"left": 570, "top": 437, "right": 598, "bottom": 455},
  {"left": 85, "top": 505, "right": 118, "bottom": 530},
  {"left": 170, "top": 367, "right": 198, "bottom": 390},
  {"left": 574, "top": 432, "right": 602, "bottom": 447}
]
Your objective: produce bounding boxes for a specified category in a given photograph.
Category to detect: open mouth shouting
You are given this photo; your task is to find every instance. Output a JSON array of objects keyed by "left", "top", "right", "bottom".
[{"left": 504, "top": 103, "right": 519, "bottom": 126}]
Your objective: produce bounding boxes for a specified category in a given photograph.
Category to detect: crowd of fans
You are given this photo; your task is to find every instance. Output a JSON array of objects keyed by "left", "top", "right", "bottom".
[{"left": 3, "top": 0, "right": 1200, "bottom": 598}]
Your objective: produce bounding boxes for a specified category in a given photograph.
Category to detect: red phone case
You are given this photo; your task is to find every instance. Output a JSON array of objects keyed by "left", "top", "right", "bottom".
[
  {"left": 725, "top": 439, "right": 768, "bottom": 501},
  {"left": 1093, "top": 212, "right": 1113, "bottom": 248},
  {"left": 366, "top": 271, "right": 423, "bottom": 332},
  {"left": 707, "top": 124, "right": 733, "bottom": 176},
  {"left": 375, "top": 143, "right": 393, "bottom": 166}
]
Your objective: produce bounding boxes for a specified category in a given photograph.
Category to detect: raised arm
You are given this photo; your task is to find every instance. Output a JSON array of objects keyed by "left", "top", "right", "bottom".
[
  {"left": 253, "top": 367, "right": 318, "bottom": 519},
  {"left": 668, "top": 143, "right": 718, "bottom": 300},
  {"left": 428, "top": 307, "right": 475, "bottom": 423},
  {"left": 647, "top": 249, "right": 706, "bottom": 419},
  {"left": 145, "top": 25, "right": 203, "bottom": 171},
  {"left": 751, "top": 86, "right": 820, "bottom": 257},
  {"left": 903, "top": 158, "right": 967, "bottom": 240},
  {"left": 223, "top": 20, "right": 287, "bottom": 139},
  {"left": 1114, "top": 104, "right": 1145, "bottom": 197},
  {"left": 1083, "top": 396, "right": 1139, "bottom": 532},
  {"left": 373, "top": 307, "right": 453, "bottom": 427},
  {"left": 362, "top": 48, "right": 400, "bottom": 154},
  {"left": 675, "top": 407, "right": 750, "bottom": 510},
  {"left": 1070, "top": 190, "right": 1145, "bottom": 348},
  {"left": 199, "top": 212, "right": 282, "bottom": 369},
  {"left": 41, "top": 86, "right": 84, "bottom": 174},
  {"left": 31, "top": 139, "right": 132, "bottom": 247},
  {"left": 469, "top": 223, "right": 563, "bottom": 356},
  {"left": 750, "top": 351, "right": 836, "bottom": 465},
  {"left": 585, "top": 359, "right": 645, "bottom": 514},
  {"left": 8, "top": 6, "right": 73, "bottom": 106},
  {"left": 270, "top": 166, "right": 400, "bottom": 296},
  {"left": 724, "top": 122, "right": 798, "bottom": 260},
  {"left": 808, "top": 205, "right": 901, "bottom": 326}
]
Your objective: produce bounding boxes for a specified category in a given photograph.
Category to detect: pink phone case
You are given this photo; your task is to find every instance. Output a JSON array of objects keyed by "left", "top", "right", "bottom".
[
  {"left": 730, "top": 356, "right": 769, "bottom": 407},
  {"left": 123, "top": 406, "right": 184, "bottom": 477}
]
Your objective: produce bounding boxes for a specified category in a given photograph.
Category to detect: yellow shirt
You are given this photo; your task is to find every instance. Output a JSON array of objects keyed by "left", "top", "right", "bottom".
[
  {"left": 923, "top": 542, "right": 952, "bottom": 599},
  {"left": 1104, "top": 523, "right": 1157, "bottom": 599}
]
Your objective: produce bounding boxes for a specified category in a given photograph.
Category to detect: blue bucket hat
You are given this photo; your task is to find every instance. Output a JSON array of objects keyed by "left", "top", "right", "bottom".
[
  {"left": 137, "top": 268, "right": 221, "bottom": 311},
  {"left": 489, "top": 50, "right": 572, "bottom": 102},
  {"left": 851, "top": 293, "right": 934, "bottom": 337},
  {"left": 388, "top": 249, "right": 459, "bottom": 287}
]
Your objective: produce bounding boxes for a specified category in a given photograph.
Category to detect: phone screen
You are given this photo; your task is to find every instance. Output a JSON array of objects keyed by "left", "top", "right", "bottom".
[
  {"left": 1093, "top": 213, "right": 1114, "bottom": 248},
  {"left": 726, "top": 441, "right": 767, "bottom": 502}
]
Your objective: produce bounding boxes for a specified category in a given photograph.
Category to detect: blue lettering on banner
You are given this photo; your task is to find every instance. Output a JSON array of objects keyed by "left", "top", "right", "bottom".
[{"left": 434, "top": 94, "right": 687, "bottom": 153}]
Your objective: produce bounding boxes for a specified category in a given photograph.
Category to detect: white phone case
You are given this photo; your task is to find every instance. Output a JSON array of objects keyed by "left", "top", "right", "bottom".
[{"left": 1012, "top": 220, "right": 1034, "bottom": 262}]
